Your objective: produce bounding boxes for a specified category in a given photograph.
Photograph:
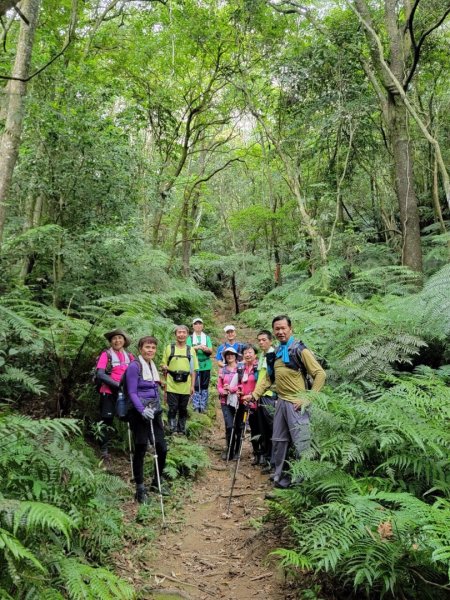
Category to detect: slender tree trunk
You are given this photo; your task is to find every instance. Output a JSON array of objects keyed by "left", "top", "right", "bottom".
[
  {"left": 0, "top": 0, "right": 41, "bottom": 247},
  {"left": 388, "top": 100, "right": 423, "bottom": 272},
  {"left": 231, "top": 272, "right": 240, "bottom": 315},
  {"left": 181, "top": 190, "right": 191, "bottom": 278},
  {"left": 432, "top": 151, "right": 447, "bottom": 236},
  {"left": 20, "top": 192, "right": 43, "bottom": 281}
]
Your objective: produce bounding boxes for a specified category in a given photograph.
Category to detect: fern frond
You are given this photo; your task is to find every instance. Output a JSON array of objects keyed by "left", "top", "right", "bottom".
[{"left": 56, "top": 558, "right": 134, "bottom": 600}]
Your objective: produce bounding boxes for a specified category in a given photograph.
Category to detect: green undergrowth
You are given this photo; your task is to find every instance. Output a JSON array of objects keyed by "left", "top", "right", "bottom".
[
  {"left": 267, "top": 370, "right": 450, "bottom": 599},
  {"left": 0, "top": 396, "right": 214, "bottom": 599},
  {"left": 0, "top": 409, "right": 134, "bottom": 600},
  {"left": 239, "top": 264, "right": 450, "bottom": 599}
]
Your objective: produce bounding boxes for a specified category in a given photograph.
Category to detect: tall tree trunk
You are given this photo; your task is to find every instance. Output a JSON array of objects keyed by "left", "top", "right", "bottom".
[
  {"left": 0, "top": 0, "right": 41, "bottom": 247},
  {"left": 20, "top": 192, "right": 43, "bottom": 282},
  {"left": 432, "top": 151, "right": 447, "bottom": 236},
  {"left": 181, "top": 189, "right": 191, "bottom": 278},
  {"left": 231, "top": 272, "right": 240, "bottom": 315},
  {"left": 389, "top": 100, "right": 423, "bottom": 272}
]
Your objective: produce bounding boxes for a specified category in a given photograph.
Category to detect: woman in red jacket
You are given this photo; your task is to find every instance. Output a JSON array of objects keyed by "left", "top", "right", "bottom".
[{"left": 239, "top": 344, "right": 263, "bottom": 465}]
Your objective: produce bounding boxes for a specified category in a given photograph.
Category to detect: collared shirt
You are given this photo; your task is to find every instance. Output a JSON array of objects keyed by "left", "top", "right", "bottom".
[{"left": 253, "top": 348, "right": 326, "bottom": 405}]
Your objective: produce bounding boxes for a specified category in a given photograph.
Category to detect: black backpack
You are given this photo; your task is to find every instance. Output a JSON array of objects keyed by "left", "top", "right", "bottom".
[
  {"left": 92, "top": 349, "right": 131, "bottom": 391},
  {"left": 266, "top": 341, "right": 312, "bottom": 389},
  {"left": 167, "top": 343, "right": 192, "bottom": 366}
]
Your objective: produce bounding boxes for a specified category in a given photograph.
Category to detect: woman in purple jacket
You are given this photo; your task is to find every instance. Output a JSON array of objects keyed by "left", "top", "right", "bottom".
[{"left": 125, "top": 336, "right": 168, "bottom": 503}]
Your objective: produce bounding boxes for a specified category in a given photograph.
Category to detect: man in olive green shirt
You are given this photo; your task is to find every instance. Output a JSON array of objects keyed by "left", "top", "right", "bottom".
[
  {"left": 252, "top": 315, "right": 326, "bottom": 488},
  {"left": 162, "top": 325, "right": 199, "bottom": 434}
]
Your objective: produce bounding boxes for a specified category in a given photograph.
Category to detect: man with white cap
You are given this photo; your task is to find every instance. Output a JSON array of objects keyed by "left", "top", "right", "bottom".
[
  {"left": 187, "top": 318, "right": 213, "bottom": 412},
  {"left": 215, "top": 325, "right": 244, "bottom": 368}
]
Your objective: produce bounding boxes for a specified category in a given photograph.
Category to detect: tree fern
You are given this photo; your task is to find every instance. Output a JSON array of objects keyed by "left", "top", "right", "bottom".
[{"left": 56, "top": 558, "right": 134, "bottom": 600}]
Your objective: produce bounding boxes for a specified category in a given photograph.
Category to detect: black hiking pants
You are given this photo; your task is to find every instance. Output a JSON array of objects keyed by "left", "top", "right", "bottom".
[
  {"left": 128, "top": 409, "right": 167, "bottom": 485},
  {"left": 99, "top": 392, "right": 116, "bottom": 453}
]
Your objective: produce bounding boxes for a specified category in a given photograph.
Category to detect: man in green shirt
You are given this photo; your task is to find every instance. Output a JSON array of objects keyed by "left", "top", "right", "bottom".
[
  {"left": 162, "top": 325, "right": 199, "bottom": 434},
  {"left": 187, "top": 318, "right": 213, "bottom": 413},
  {"left": 252, "top": 315, "right": 326, "bottom": 488}
]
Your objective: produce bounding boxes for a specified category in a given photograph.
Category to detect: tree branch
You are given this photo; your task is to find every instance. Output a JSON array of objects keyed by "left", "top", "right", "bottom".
[
  {"left": 190, "top": 157, "right": 245, "bottom": 190},
  {"left": 348, "top": 0, "right": 450, "bottom": 210},
  {"left": 0, "top": 0, "right": 19, "bottom": 18},
  {"left": 404, "top": 5, "right": 450, "bottom": 89},
  {"left": 0, "top": 0, "right": 78, "bottom": 81}
]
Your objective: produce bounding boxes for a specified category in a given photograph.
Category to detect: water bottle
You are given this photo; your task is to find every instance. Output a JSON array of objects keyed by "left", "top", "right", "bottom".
[{"left": 116, "top": 391, "right": 127, "bottom": 419}]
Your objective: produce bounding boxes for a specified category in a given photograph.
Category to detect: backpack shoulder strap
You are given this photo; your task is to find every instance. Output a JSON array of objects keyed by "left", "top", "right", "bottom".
[
  {"left": 167, "top": 343, "right": 176, "bottom": 366},
  {"left": 266, "top": 351, "right": 276, "bottom": 383},
  {"left": 291, "top": 341, "right": 307, "bottom": 370},
  {"left": 291, "top": 341, "right": 313, "bottom": 387},
  {"left": 121, "top": 359, "right": 141, "bottom": 395},
  {"left": 168, "top": 343, "right": 191, "bottom": 366},
  {"left": 105, "top": 349, "right": 113, "bottom": 374}
]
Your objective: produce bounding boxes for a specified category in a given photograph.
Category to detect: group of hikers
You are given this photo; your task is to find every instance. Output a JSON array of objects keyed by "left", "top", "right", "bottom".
[{"left": 95, "top": 315, "right": 326, "bottom": 504}]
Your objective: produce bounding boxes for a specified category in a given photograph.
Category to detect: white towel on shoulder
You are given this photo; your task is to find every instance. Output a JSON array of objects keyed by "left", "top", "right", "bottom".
[
  {"left": 138, "top": 356, "right": 160, "bottom": 382},
  {"left": 193, "top": 332, "right": 208, "bottom": 346}
]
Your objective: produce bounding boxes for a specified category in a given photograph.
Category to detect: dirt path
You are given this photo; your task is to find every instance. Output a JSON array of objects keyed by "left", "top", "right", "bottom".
[
  {"left": 143, "top": 305, "right": 286, "bottom": 599},
  {"left": 143, "top": 415, "right": 285, "bottom": 600},
  {"left": 113, "top": 302, "right": 291, "bottom": 599}
]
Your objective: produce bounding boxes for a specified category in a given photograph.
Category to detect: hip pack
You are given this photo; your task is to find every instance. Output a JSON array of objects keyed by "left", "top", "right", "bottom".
[{"left": 167, "top": 344, "right": 192, "bottom": 383}]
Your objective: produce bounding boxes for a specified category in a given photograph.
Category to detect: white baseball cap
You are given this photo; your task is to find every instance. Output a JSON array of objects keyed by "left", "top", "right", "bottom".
[
  {"left": 192, "top": 317, "right": 203, "bottom": 324},
  {"left": 224, "top": 325, "right": 236, "bottom": 332}
]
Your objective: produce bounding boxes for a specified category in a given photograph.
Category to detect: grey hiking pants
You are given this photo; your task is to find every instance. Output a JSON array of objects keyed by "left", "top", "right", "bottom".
[{"left": 272, "top": 398, "right": 310, "bottom": 482}]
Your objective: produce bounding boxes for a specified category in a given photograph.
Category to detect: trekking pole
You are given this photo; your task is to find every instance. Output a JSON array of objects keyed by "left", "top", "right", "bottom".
[
  {"left": 149, "top": 418, "right": 167, "bottom": 527},
  {"left": 226, "top": 407, "right": 249, "bottom": 514},
  {"left": 127, "top": 422, "right": 134, "bottom": 481},
  {"left": 226, "top": 406, "right": 238, "bottom": 464}
]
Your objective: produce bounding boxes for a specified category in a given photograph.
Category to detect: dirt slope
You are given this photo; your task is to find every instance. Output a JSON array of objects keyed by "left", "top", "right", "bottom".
[{"left": 144, "top": 416, "right": 286, "bottom": 600}]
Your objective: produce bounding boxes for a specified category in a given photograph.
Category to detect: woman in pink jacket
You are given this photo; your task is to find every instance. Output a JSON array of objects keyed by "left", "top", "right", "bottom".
[
  {"left": 240, "top": 345, "right": 262, "bottom": 465},
  {"left": 217, "top": 347, "right": 242, "bottom": 460}
]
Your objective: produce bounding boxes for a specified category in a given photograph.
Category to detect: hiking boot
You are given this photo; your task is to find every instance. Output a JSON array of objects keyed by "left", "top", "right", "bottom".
[
  {"left": 100, "top": 452, "right": 112, "bottom": 471},
  {"left": 221, "top": 449, "right": 234, "bottom": 461},
  {"left": 258, "top": 454, "right": 267, "bottom": 466},
  {"left": 169, "top": 418, "right": 177, "bottom": 434},
  {"left": 251, "top": 454, "right": 261, "bottom": 466},
  {"left": 261, "top": 464, "right": 274, "bottom": 475},
  {"left": 291, "top": 476, "right": 304, "bottom": 486},
  {"left": 265, "top": 490, "right": 281, "bottom": 501},
  {"left": 274, "top": 477, "right": 291, "bottom": 489},
  {"left": 135, "top": 486, "right": 148, "bottom": 504},
  {"left": 177, "top": 418, "right": 187, "bottom": 435}
]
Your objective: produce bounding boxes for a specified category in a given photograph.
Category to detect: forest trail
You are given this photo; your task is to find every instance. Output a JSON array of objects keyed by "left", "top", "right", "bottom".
[
  {"left": 135, "top": 301, "right": 287, "bottom": 599},
  {"left": 143, "top": 420, "right": 285, "bottom": 600}
]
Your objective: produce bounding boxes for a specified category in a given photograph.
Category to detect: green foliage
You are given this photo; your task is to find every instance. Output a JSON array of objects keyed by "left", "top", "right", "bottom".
[
  {"left": 267, "top": 370, "right": 450, "bottom": 598},
  {"left": 242, "top": 263, "right": 450, "bottom": 381},
  {"left": 0, "top": 410, "right": 134, "bottom": 599},
  {"left": 164, "top": 436, "right": 210, "bottom": 480}
]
